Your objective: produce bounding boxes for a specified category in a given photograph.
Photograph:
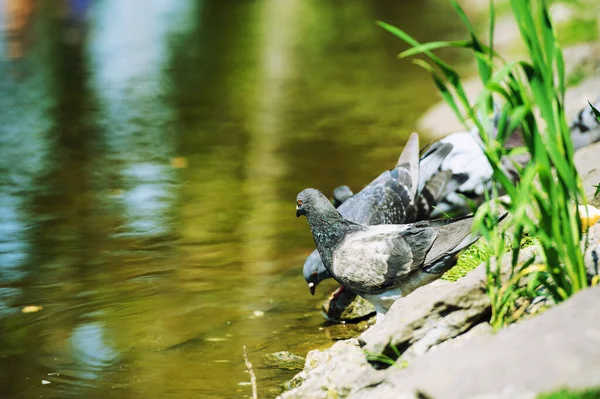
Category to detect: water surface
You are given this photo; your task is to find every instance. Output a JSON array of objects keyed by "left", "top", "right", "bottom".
[{"left": 0, "top": 0, "right": 468, "bottom": 397}]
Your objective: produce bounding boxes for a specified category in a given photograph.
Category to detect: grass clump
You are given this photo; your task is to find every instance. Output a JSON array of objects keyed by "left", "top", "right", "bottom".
[
  {"left": 442, "top": 242, "right": 493, "bottom": 282},
  {"left": 538, "top": 387, "right": 600, "bottom": 399},
  {"left": 379, "top": 0, "right": 593, "bottom": 329}
]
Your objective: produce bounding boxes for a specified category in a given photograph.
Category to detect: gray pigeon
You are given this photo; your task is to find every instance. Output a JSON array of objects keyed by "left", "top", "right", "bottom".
[
  {"left": 427, "top": 98, "right": 600, "bottom": 217},
  {"left": 302, "top": 133, "right": 467, "bottom": 295},
  {"left": 296, "top": 188, "right": 497, "bottom": 322}
]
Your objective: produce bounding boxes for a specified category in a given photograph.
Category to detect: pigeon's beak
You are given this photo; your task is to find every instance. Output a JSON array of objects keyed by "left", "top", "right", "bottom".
[
  {"left": 296, "top": 204, "right": 304, "bottom": 218},
  {"left": 308, "top": 282, "right": 316, "bottom": 295}
]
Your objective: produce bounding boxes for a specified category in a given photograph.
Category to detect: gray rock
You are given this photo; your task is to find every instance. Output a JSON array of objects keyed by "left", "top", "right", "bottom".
[
  {"left": 280, "top": 286, "right": 600, "bottom": 399},
  {"left": 429, "top": 322, "right": 494, "bottom": 353},
  {"left": 350, "top": 285, "right": 600, "bottom": 399},
  {"left": 575, "top": 141, "right": 600, "bottom": 199},
  {"left": 264, "top": 351, "right": 305, "bottom": 371},
  {"left": 281, "top": 339, "right": 383, "bottom": 398}
]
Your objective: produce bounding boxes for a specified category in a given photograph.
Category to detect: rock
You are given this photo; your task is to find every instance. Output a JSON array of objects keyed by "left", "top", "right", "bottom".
[
  {"left": 575, "top": 141, "right": 600, "bottom": 200},
  {"left": 322, "top": 289, "right": 375, "bottom": 323},
  {"left": 264, "top": 351, "right": 305, "bottom": 371},
  {"left": 280, "top": 286, "right": 600, "bottom": 399},
  {"left": 280, "top": 339, "right": 383, "bottom": 398},
  {"left": 591, "top": 192, "right": 600, "bottom": 209},
  {"left": 351, "top": 285, "right": 600, "bottom": 399},
  {"left": 429, "top": 322, "right": 494, "bottom": 353}
]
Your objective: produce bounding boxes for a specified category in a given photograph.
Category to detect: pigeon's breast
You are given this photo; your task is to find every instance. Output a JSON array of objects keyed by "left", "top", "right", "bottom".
[{"left": 331, "top": 226, "right": 409, "bottom": 293}]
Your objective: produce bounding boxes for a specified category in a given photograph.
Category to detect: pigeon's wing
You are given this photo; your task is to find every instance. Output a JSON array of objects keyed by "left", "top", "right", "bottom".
[
  {"left": 396, "top": 132, "right": 420, "bottom": 199},
  {"left": 428, "top": 133, "right": 493, "bottom": 217},
  {"left": 421, "top": 216, "right": 476, "bottom": 267},
  {"left": 338, "top": 170, "right": 415, "bottom": 225},
  {"left": 418, "top": 142, "right": 453, "bottom": 192},
  {"left": 333, "top": 225, "right": 437, "bottom": 293}
]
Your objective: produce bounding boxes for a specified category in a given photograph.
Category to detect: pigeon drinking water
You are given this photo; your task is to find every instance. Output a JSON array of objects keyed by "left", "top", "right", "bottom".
[
  {"left": 296, "top": 188, "right": 500, "bottom": 322},
  {"left": 302, "top": 133, "right": 467, "bottom": 295}
]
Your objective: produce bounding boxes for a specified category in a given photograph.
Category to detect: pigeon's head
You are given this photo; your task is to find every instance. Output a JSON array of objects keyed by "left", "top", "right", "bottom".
[
  {"left": 302, "top": 250, "right": 329, "bottom": 295},
  {"left": 296, "top": 188, "right": 331, "bottom": 218},
  {"left": 332, "top": 185, "right": 353, "bottom": 208}
]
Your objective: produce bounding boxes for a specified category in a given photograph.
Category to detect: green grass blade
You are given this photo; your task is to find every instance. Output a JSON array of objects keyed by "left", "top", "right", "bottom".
[
  {"left": 589, "top": 101, "right": 600, "bottom": 122},
  {"left": 412, "top": 59, "right": 467, "bottom": 127},
  {"left": 399, "top": 40, "right": 471, "bottom": 58}
]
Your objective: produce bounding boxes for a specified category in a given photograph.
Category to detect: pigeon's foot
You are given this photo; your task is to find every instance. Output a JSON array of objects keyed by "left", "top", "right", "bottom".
[{"left": 331, "top": 286, "right": 345, "bottom": 301}]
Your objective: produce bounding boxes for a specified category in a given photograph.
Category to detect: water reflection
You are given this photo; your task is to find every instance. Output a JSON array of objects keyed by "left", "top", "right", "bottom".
[
  {"left": 70, "top": 322, "right": 119, "bottom": 380},
  {"left": 0, "top": 1, "right": 466, "bottom": 398}
]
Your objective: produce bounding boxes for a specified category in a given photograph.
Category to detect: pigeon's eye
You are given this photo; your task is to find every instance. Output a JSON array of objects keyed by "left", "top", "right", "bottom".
[{"left": 297, "top": 199, "right": 303, "bottom": 206}]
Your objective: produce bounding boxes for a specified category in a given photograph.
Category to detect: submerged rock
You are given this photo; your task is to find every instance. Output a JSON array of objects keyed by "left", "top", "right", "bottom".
[{"left": 264, "top": 351, "right": 305, "bottom": 371}]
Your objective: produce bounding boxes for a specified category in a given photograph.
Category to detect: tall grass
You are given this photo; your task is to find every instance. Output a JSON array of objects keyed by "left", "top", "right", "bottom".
[{"left": 378, "top": 0, "right": 591, "bottom": 328}]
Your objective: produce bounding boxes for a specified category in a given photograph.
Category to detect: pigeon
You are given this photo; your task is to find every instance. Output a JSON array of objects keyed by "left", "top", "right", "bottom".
[
  {"left": 302, "top": 133, "right": 467, "bottom": 295},
  {"left": 296, "top": 188, "right": 500, "bottom": 322},
  {"left": 427, "top": 98, "right": 600, "bottom": 217}
]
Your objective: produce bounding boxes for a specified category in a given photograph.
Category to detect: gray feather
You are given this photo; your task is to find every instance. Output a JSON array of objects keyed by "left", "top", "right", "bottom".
[{"left": 396, "top": 132, "right": 420, "bottom": 200}]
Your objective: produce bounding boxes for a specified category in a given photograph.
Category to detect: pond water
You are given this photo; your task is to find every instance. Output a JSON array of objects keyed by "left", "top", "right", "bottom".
[{"left": 0, "top": 0, "right": 469, "bottom": 398}]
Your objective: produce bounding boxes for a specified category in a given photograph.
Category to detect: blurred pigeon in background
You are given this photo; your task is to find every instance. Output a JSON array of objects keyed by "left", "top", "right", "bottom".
[
  {"left": 332, "top": 185, "right": 353, "bottom": 207},
  {"left": 296, "top": 188, "right": 501, "bottom": 322},
  {"left": 426, "top": 98, "right": 600, "bottom": 217}
]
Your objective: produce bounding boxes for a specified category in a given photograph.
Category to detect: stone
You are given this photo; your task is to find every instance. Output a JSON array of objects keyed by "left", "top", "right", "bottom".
[
  {"left": 280, "top": 339, "right": 383, "bottom": 398},
  {"left": 263, "top": 351, "right": 305, "bottom": 371},
  {"left": 350, "top": 285, "right": 600, "bottom": 399},
  {"left": 575, "top": 142, "right": 600, "bottom": 200},
  {"left": 428, "top": 322, "right": 494, "bottom": 353},
  {"left": 280, "top": 286, "right": 600, "bottom": 399}
]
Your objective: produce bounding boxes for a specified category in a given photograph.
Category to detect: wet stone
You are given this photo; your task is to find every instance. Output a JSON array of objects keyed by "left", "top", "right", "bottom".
[{"left": 264, "top": 351, "right": 305, "bottom": 371}]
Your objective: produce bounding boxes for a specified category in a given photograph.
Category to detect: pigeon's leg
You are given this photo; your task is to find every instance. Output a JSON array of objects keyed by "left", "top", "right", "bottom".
[{"left": 331, "top": 286, "right": 345, "bottom": 300}]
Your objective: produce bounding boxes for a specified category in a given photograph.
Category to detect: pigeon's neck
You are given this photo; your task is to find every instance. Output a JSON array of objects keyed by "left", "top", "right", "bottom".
[{"left": 305, "top": 209, "right": 357, "bottom": 267}]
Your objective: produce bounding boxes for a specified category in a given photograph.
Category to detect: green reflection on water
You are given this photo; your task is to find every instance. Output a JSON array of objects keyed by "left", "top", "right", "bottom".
[{"left": 0, "top": 0, "right": 468, "bottom": 397}]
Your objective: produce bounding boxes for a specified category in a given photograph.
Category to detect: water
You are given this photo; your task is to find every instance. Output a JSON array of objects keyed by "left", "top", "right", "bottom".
[{"left": 0, "top": 0, "right": 468, "bottom": 397}]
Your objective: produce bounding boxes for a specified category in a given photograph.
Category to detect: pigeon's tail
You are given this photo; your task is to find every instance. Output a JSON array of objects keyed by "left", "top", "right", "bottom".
[
  {"left": 418, "top": 142, "right": 453, "bottom": 192},
  {"left": 396, "top": 132, "right": 420, "bottom": 200},
  {"left": 422, "top": 212, "right": 508, "bottom": 275},
  {"left": 416, "top": 171, "right": 469, "bottom": 220}
]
